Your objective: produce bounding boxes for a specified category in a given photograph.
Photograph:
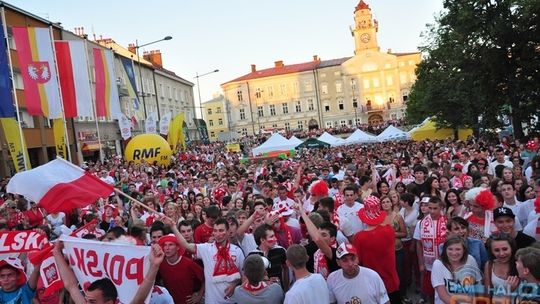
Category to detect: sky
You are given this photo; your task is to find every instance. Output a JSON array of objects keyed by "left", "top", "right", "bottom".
[{"left": 7, "top": 0, "right": 444, "bottom": 104}]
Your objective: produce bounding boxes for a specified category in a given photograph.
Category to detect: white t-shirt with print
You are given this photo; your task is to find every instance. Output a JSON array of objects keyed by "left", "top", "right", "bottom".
[
  {"left": 431, "top": 255, "right": 482, "bottom": 304},
  {"left": 327, "top": 266, "right": 389, "bottom": 304},
  {"left": 195, "top": 242, "right": 245, "bottom": 304},
  {"left": 284, "top": 273, "right": 329, "bottom": 304}
]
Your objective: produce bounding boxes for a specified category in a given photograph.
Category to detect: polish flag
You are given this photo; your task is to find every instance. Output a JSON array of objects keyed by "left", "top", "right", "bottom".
[
  {"left": 54, "top": 41, "right": 93, "bottom": 118},
  {"left": 6, "top": 158, "right": 113, "bottom": 213}
]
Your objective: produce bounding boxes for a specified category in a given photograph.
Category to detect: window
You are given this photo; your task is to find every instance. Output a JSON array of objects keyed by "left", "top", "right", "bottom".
[
  {"left": 255, "top": 88, "right": 262, "bottom": 99},
  {"left": 282, "top": 102, "right": 289, "bottom": 114},
  {"left": 216, "top": 107, "right": 222, "bottom": 113},
  {"left": 386, "top": 76, "right": 393, "bottom": 86},
  {"left": 340, "top": 120, "right": 347, "bottom": 127},
  {"left": 159, "top": 84, "right": 164, "bottom": 97},
  {"left": 297, "top": 121, "right": 303, "bottom": 130},
  {"left": 353, "top": 98, "right": 358, "bottom": 108},
  {"left": 241, "top": 128, "right": 248, "bottom": 136},
  {"left": 320, "top": 73, "right": 326, "bottom": 78},
  {"left": 304, "top": 81, "right": 312, "bottom": 92},
  {"left": 324, "top": 103, "right": 330, "bottom": 112},
  {"left": 351, "top": 79, "right": 357, "bottom": 91},
  {"left": 167, "top": 86, "right": 171, "bottom": 99},
  {"left": 284, "top": 122, "right": 291, "bottom": 131},
  {"left": 207, "top": 108, "right": 212, "bottom": 115},
  {"left": 210, "top": 131, "right": 215, "bottom": 137},
  {"left": 391, "top": 113, "right": 398, "bottom": 120},
  {"left": 335, "top": 81, "right": 342, "bottom": 93},
  {"left": 363, "top": 79, "right": 370, "bottom": 89},
  {"left": 173, "top": 88, "right": 177, "bottom": 100},
  {"left": 307, "top": 99, "right": 314, "bottom": 111},
  {"left": 338, "top": 99, "right": 344, "bottom": 110},
  {"left": 402, "top": 93, "right": 409, "bottom": 102},
  {"left": 237, "top": 91, "right": 243, "bottom": 102},
  {"left": 334, "top": 71, "right": 340, "bottom": 76},
  {"left": 209, "top": 120, "right": 214, "bottom": 127},
  {"left": 400, "top": 72, "right": 407, "bottom": 83},
  {"left": 272, "top": 124, "right": 278, "bottom": 128},
  {"left": 355, "top": 118, "right": 361, "bottom": 125},
  {"left": 269, "top": 105, "right": 276, "bottom": 116},
  {"left": 321, "top": 84, "right": 328, "bottom": 95},
  {"left": 295, "top": 101, "right": 302, "bottom": 112},
  {"left": 7, "top": 33, "right": 15, "bottom": 50},
  {"left": 239, "top": 109, "right": 246, "bottom": 120},
  {"left": 13, "top": 72, "right": 23, "bottom": 89},
  {"left": 373, "top": 77, "right": 380, "bottom": 88},
  {"left": 257, "top": 106, "right": 264, "bottom": 117},
  {"left": 292, "top": 82, "right": 299, "bottom": 94},
  {"left": 326, "top": 121, "right": 332, "bottom": 128},
  {"left": 266, "top": 86, "right": 274, "bottom": 98},
  {"left": 280, "top": 84, "right": 287, "bottom": 96},
  {"left": 218, "top": 118, "right": 223, "bottom": 125}
]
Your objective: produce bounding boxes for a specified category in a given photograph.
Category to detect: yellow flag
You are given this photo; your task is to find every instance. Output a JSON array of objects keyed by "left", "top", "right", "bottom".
[
  {"left": 0, "top": 118, "right": 30, "bottom": 172},
  {"left": 168, "top": 113, "right": 185, "bottom": 151},
  {"left": 53, "top": 118, "right": 66, "bottom": 159}
]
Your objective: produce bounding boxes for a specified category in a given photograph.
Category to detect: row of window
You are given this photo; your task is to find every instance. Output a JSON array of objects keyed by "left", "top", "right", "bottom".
[
  {"left": 208, "top": 118, "right": 223, "bottom": 127},
  {"left": 252, "top": 99, "right": 315, "bottom": 118},
  {"left": 206, "top": 107, "right": 222, "bottom": 115}
]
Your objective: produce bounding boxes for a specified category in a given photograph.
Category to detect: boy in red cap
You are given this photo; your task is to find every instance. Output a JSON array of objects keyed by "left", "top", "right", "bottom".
[{"left": 0, "top": 257, "right": 41, "bottom": 304}]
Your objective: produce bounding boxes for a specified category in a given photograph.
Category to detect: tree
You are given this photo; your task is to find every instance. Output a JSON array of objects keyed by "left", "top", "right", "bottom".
[{"left": 407, "top": 0, "right": 540, "bottom": 138}]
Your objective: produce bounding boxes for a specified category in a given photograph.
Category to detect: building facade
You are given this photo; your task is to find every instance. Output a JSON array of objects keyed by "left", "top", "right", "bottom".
[
  {"left": 221, "top": 0, "right": 421, "bottom": 137},
  {"left": 202, "top": 94, "right": 232, "bottom": 142}
]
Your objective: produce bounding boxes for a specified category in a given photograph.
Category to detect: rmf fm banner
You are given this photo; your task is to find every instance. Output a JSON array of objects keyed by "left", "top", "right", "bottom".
[
  {"left": 53, "top": 118, "right": 66, "bottom": 159},
  {"left": 0, "top": 118, "right": 30, "bottom": 172}
]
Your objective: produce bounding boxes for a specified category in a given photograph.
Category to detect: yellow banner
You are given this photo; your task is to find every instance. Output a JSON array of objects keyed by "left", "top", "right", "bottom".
[
  {"left": 168, "top": 113, "right": 185, "bottom": 151},
  {"left": 53, "top": 118, "right": 66, "bottom": 159},
  {"left": 0, "top": 118, "right": 30, "bottom": 172},
  {"left": 226, "top": 143, "right": 241, "bottom": 152}
]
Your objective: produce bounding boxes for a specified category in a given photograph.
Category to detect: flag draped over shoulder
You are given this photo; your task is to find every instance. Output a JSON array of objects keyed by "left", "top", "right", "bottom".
[
  {"left": 92, "top": 47, "right": 120, "bottom": 119},
  {"left": 54, "top": 40, "right": 93, "bottom": 118},
  {"left": 6, "top": 158, "right": 113, "bottom": 213},
  {"left": 12, "top": 27, "right": 62, "bottom": 119}
]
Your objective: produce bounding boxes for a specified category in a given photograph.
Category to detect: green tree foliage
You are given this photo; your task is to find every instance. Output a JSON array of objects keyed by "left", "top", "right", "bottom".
[{"left": 407, "top": 0, "right": 540, "bottom": 138}]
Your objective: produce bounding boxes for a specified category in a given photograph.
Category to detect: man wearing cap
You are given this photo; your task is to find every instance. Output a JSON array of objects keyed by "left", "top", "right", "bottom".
[
  {"left": 327, "top": 243, "right": 390, "bottom": 304},
  {"left": 493, "top": 206, "right": 535, "bottom": 250},
  {"left": 157, "top": 233, "right": 204, "bottom": 304},
  {"left": 0, "top": 257, "right": 41, "bottom": 303},
  {"left": 352, "top": 195, "right": 401, "bottom": 304}
]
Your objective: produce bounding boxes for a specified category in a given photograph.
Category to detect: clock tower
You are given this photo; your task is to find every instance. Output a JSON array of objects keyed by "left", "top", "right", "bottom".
[{"left": 351, "top": 0, "right": 379, "bottom": 54}]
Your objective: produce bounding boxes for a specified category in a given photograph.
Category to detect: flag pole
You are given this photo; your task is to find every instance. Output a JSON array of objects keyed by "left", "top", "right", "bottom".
[
  {"left": 113, "top": 188, "right": 160, "bottom": 214},
  {"left": 83, "top": 40, "right": 104, "bottom": 162},
  {"left": 48, "top": 26, "right": 72, "bottom": 162},
  {"left": 1, "top": 7, "right": 29, "bottom": 170}
]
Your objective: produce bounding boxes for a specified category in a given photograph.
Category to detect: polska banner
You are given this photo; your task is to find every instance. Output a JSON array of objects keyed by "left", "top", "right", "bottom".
[
  {"left": 0, "top": 118, "right": 30, "bottom": 172},
  {"left": 0, "top": 230, "right": 47, "bottom": 253},
  {"left": 53, "top": 118, "right": 66, "bottom": 159},
  {"left": 60, "top": 235, "right": 151, "bottom": 304}
]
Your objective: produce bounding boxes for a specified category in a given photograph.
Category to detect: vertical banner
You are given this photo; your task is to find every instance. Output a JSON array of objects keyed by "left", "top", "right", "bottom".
[
  {"left": 159, "top": 112, "right": 172, "bottom": 135},
  {"left": 145, "top": 112, "right": 157, "bottom": 134},
  {"left": 12, "top": 27, "right": 62, "bottom": 118},
  {"left": 118, "top": 113, "right": 132, "bottom": 140},
  {"left": 92, "top": 48, "right": 121, "bottom": 119},
  {"left": 120, "top": 56, "right": 139, "bottom": 110},
  {"left": 53, "top": 118, "right": 66, "bottom": 158},
  {"left": 0, "top": 16, "right": 14, "bottom": 118},
  {"left": 0, "top": 118, "right": 30, "bottom": 172},
  {"left": 167, "top": 113, "right": 185, "bottom": 150}
]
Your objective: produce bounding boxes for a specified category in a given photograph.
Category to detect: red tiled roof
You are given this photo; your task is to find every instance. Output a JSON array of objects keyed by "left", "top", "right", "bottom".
[
  {"left": 222, "top": 60, "right": 320, "bottom": 85},
  {"left": 355, "top": 0, "right": 370, "bottom": 12},
  {"left": 390, "top": 52, "right": 421, "bottom": 56}
]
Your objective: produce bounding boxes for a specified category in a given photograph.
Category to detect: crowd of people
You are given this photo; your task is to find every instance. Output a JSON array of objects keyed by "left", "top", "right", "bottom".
[{"left": 1, "top": 134, "right": 540, "bottom": 304}]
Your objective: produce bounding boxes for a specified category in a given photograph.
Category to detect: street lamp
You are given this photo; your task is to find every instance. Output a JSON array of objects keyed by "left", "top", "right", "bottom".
[
  {"left": 135, "top": 35, "right": 172, "bottom": 119},
  {"left": 195, "top": 69, "right": 219, "bottom": 119},
  {"left": 351, "top": 78, "right": 358, "bottom": 127}
]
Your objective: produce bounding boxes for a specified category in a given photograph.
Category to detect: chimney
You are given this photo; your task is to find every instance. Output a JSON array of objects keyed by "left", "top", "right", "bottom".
[
  {"left": 143, "top": 50, "right": 163, "bottom": 67},
  {"left": 313, "top": 55, "right": 319, "bottom": 61},
  {"left": 274, "top": 60, "right": 284, "bottom": 68},
  {"left": 387, "top": 48, "right": 392, "bottom": 54},
  {"left": 128, "top": 43, "right": 136, "bottom": 54},
  {"left": 251, "top": 64, "right": 256, "bottom": 72}
]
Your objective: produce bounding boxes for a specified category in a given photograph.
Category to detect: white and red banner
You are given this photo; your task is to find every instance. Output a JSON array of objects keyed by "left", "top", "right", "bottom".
[
  {"left": 118, "top": 113, "right": 132, "bottom": 140},
  {"left": 145, "top": 112, "right": 158, "bottom": 134},
  {"left": 159, "top": 112, "right": 172, "bottom": 135},
  {"left": 60, "top": 235, "right": 151, "bottom": 304},
  {"left": 54, "top": 40, "right": 93, "bottom": 118},
  {"left": 0, "top": 230, "right": 47, "bottom": 253},
  {"left": 38, "top": 251, "right": 63, "bottom": 296},
  {"left": 6, "top": 158, "right": 113, "bottom": 213}
]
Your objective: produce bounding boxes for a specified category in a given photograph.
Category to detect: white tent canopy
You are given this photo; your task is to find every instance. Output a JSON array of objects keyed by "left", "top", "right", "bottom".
[
  {"left": 252, "top": 133, "right": 297, "bottom": 156},
  {"left": 288, "top": 136, "right": 303, "bottom": 146},
  {"left": 318, "top": 132, "right": 346, "bottom": 147},
  {"left": 345, "top": 129, "right": 378, "bottom": 144},
  {"left": 376, "top": 125, "right": 410, "bottom": 142}
]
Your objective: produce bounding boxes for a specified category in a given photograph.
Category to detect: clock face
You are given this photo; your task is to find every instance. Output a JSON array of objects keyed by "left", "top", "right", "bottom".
[{"left": 360, "top": 33, "right": 370, "bottom": 43}]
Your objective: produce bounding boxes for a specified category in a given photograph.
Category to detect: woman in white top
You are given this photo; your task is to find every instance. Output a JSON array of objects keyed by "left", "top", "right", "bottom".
[
  {"left": 431, "top": 236, "right": 483, "bottom": 304},
  {"left": 483, "top": 233, "right": 520, "bottom": 295},
  {"left": 46, "top": 211, "right": 66, "bottom": 238}
]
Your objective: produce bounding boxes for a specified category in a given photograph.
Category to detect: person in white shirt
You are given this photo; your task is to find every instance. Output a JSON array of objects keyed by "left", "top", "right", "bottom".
[
  {"left": 328, "top": 243, "right": 390, "bottom": 304},
  {"left": 488, "top": 148, "right": 513, "bottom": 176},
  {"left": 284, "top": 244, "right": 330, "bottom": 304},
  {"left": 335, "top": 185, "right": 365, "bottom": 239}
]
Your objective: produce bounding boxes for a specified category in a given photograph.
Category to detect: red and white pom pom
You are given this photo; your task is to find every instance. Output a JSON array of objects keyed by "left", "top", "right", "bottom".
[{"left": 308, "top": 180, "right": 329, "bottom": 197}]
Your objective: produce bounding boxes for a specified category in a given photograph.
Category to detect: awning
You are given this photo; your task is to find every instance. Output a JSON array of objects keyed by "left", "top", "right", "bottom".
[{"left": 81, "top": 142, "right": 102, "bottom": 152}]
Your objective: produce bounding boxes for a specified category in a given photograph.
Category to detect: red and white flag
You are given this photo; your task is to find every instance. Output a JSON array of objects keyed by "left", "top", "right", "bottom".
[
  {"left": 6, "top": 158, "right": 113, "bottom": 213},
  {"left": 37, "top": 251, "right": 63, "bottom": 296},
  {"left": 0, "top": 230, "right": 47, "bottom": 254},
  {"left": 54, "top": 40, "right": 93, "bottom": 118},
  {"left": 60, "top": 235, "right": 151, "bottom": 304}
]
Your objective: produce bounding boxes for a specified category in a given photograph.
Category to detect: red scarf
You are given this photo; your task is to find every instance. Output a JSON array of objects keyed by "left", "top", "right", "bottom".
[
  {"left": 242, "top": 281, "right": 268, "bottom": 293},
  {"left": 213, "top": 242, "right": 240, "bottom": 283},
  {"left": 419, "top": 214, "right": 447, "bottom": 269},
  {"left": 277, "top": 217, "right": 294, "bottom": 248},
  {"left": 314, "top": 241, "right": 336, "bottom": 279}
]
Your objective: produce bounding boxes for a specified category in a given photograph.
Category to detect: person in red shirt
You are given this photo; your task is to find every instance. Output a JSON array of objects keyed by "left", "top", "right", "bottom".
[
  {"left": 157, "top": 234, "right": 204, "bottom": 304},
  {"left": 194, "top": 205, "right": 220, "bottom": 243},
  {"left": 24, "top": 201, "right": 45, "bottom": 229},
  {"left": 353, "top": 195, "right": 401, "bottom": 304}
]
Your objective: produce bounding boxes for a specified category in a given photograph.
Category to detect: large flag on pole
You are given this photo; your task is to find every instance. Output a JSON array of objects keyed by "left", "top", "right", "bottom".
[
  {"left": 0, "top": 16, "right": 14, "bottom": 118},
  {"left": 120, "top": 56, "right": 139, "bottom": 109},
  {"left": 54, "top": 40, "right": 93, "bottom": 118},
  {"left": 6, "top": 157, "right": 113, "bottom": 213},
  {"left": 92, "top": 47, "right": 120, "bottom": 119},
  {"left": 12, "top": 27, "right": 62, "bottom": 119}
]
